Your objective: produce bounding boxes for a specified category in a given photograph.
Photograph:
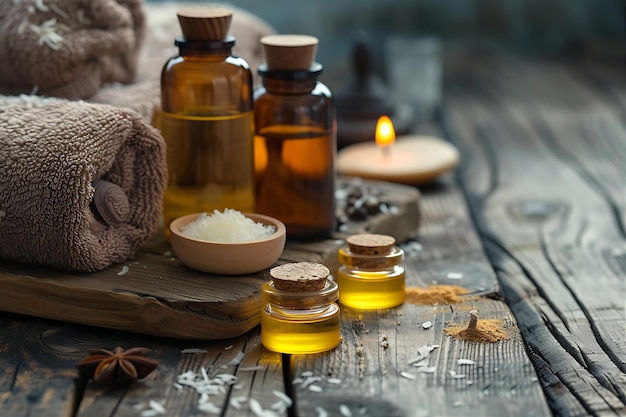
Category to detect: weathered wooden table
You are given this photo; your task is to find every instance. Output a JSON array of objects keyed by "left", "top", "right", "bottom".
[{"left": 1, "top": 50, "right": 624, "bottom": 417}]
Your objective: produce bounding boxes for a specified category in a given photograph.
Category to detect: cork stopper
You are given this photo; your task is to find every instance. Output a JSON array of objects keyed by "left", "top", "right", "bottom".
[
  {"left": 346, "top": 234, "right": 395, "bottom": 256},
  {"left": 261, "top": 34, "right": 319, "bottom": 71},
  {"left": 270, "top": 262, "right": 329, "bottom": 292},
  {"left": 177, "top": 5, "right": 233, "bottom": 41}
]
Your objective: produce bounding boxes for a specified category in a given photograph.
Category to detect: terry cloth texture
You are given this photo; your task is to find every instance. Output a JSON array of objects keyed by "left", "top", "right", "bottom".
[
  {"left": 0, "top": 0, "right": 146, "bottom": 100},
  {"left": 89, "top": 2, "right": 275, "bottom": 121},
  {"left": 0, "top": 96, "right": 167, "bottom": 272}
]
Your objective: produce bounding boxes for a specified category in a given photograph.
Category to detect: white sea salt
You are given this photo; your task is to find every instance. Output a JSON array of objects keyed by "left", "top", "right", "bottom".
[
  {"left": 117, "top": 265, "right": 129, "bottom": 276},
  {"left": 422, "top": 321, "right": 433, "bottom": 329},
  {"left": 339, "top": 404, "right": 353, "bottom": 417},
  {"left": 181, "top": 209, "right": 275, "bottom": 242},
  {"left": 315, "top": 406, "right": 329, "bottom": 417}
]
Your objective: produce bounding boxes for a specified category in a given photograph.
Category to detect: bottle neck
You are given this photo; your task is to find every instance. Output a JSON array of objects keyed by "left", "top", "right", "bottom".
[
  {"left": 258, "top": 63, "right": 323, "bottom": 94},
  {"left": 175, "top": 36, "right": 235, "bottom": 56}
]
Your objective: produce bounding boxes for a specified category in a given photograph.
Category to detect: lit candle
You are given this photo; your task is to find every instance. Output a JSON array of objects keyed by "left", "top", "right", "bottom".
[{"left": 337, "top": 115, "right": 460, "bottom": 184}]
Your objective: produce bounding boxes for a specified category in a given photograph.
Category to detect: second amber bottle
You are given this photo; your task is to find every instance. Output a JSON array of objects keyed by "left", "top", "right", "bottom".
[{"left": 254, "top": 35, "right": 336, "bottom": 240}]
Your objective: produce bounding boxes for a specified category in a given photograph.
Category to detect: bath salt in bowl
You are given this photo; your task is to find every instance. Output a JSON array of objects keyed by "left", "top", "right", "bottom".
[{"left": 170, "top": 210, "right": 286, "bottom": 275}]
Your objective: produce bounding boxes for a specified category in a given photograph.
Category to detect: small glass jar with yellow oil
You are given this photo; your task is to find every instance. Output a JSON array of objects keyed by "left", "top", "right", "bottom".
[
  {"left": 261, "top": 262, "right": 341, "bottom": 354},
  {"left": 336, "top": 234, "right": 406, "bottom": 309}
]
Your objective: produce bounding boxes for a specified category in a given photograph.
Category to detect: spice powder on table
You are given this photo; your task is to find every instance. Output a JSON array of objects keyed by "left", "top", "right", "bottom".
[{"left": 405, "top": 285, "right": 469, "bottom": 305}]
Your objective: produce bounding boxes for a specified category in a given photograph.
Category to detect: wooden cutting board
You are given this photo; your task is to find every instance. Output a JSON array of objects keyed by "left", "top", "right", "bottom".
[{"left": 0, "top": 178, "right": 420, "bottom": 340}]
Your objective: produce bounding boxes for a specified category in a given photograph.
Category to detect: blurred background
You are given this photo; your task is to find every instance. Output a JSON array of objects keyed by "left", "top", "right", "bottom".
[{"left": 147, "top": 0, "right": 624, "bottom": 90}]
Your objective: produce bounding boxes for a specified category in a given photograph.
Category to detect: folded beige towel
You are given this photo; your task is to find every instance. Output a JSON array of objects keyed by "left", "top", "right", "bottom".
[
  {"left": 0, "top": 0, "right": 145, "bottom": 100},
  {"left": 0, "top": 96, "right": 167, "bottom": 272}
]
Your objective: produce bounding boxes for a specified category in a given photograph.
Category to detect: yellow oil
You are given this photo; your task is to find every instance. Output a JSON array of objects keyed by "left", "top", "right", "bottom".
[
  {"left": 261, "top": 305, "right": 341, "bottom": 354},
  {"left": 160, "top": 110, "right": 255, "bottom": 233},
  {"left": 336, "top": 267, "right": 406, "bottom": 309}
]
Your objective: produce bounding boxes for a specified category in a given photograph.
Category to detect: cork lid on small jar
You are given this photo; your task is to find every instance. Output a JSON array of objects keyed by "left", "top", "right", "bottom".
[
  {"left": 177, "top": 5, "right": 233, "bottom": 41},
  {"left": 346, "top": 234, "right": 396, "bottom": 256},
  {"left": 261, "top": 34, "right": 319, "bottom": 71},
  {"left": 270, "top": 262, "right": 329, "bottom": 292}
]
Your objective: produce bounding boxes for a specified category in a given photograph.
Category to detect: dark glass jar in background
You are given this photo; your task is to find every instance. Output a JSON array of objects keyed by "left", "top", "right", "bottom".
[
  {"left": 254, "top": 35, "right": 336, "bottom": 240},
  {"left": 160, "top": 6, "right": 255, "bottom": 236}
]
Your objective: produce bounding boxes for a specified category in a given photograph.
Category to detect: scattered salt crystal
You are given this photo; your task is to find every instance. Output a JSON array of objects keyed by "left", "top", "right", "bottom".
[
  {"left": 181, "top": 348, "right": 207, "bottom": 354},
  {"left": 227, "top": 351, "right": 244, "bottom": 366},
  {"left": 309, "top": 384, "right": 323, "bottom": 392},
  {"left": 181, "top": 209, "right": 276, "bottom": 243},
  {"left": 117, "top": 265, "right": 129, "bottom": 276},
  {"left": 408, "top": 345, "right": 439, "bottom": 364},
  {"left": 239, "top": 366, "right": 264, "bottom": 371},
  {"left": 457, "top": 359, "right": 475, "bottom": 365},
  {"left": 198, "top": 402, "right": 221, "bottom": 414},
  {"left": 300, "top": 376, "right": 322, "bottom": 389},
  {"left": 149, "top": 400, "right": 166, "bottom": 414},
  {"left": 422, "top": 321, "right": 433, "bottom": 329},
  {"left": 249, "top": 398, "right": 279, "bottom": 417},
  {"left": 230, "top": 396, "right": 247, "bottom": 409},
  {"left": 400, "top": 371, "right": 416, "bottom": 380},
  {"left": 315, "top": 406, "right": 329, "bottom": 417},
  {"left": 272, "top": 390, "right": 293, "bottom": 407},
  {"left": 339, "top": 404, "right": 353, "bottom": 417}
]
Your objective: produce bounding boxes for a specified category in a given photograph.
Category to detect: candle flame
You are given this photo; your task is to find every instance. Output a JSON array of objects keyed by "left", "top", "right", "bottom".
[{"left": 375, "top": 115, "right": 395, "bottom": 147}]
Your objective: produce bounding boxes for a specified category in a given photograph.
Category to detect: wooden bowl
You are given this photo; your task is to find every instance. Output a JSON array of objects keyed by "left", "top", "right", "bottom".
[{"left": 169, "top": 213, "right": 286, "bottom": 275}]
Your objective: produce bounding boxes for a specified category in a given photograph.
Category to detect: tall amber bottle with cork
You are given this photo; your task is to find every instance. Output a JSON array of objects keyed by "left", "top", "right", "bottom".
[
  {"left": 254, "top": 35, "right": 336, "bottom": 240},
  {"left": 160, "top": 6, "right": 255, "bottom": 234}
]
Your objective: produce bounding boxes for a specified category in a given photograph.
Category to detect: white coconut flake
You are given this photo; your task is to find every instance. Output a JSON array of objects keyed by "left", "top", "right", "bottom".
[
  {"left": 457, "top": 359, "right": 476, "bottom": 365},
  {"left": 230, "top": 396, "right": 247, "bottom": 409},
  {"left": 227, "top": 351, "right": 245, "bottom": 365},
  {"left": 272, "top": 390, "right": 293, "bottom": 406},
  {"left": 117, "top": 265, "right": 130, "bottom": 276},
  {"left": 224, "top": 344, "right": 234, "bottom": 350},
  {"left": 239, "top": 365, "right": 264, "bottom": 371},
  {"left": 408, "top": 345, "right": 439, "bottom": 364},
  {"left": 140, "top": 410, "right": 159, "bottom": 417},
  {"left": 249, "top": 398, "right": 280, "bottom": 417},
  {"left": 300, "top": 376, "right": 322, "bottom": 390},
  {"left": 446, "top": 272, "right": 463, "bottom": 279},
  {"left": 328, "top": 378, "right": 342, "bottom": 384},
  {"left": 415, "top": 367, "right": 437, "bottom": 373},
  {"left": 400, "top": 371, "right": 416, "bottom": 380},
  {"left": 422, "top": 321, "right": 433, "bottom": 329},
  {"left": 198, "top": 402, "right": 221, "bottom": 414},
  {"left": 149, "top": 400, "right": 166, "bottom": 414},
  {"left": 339, "top": 404, "right": 353, "bottom": 417},
  {"left": 308, "top": 384, "right": 323, "bottom": 392},
  {"left": 315, "top": 406, "right": 329, "bottom": 417}
]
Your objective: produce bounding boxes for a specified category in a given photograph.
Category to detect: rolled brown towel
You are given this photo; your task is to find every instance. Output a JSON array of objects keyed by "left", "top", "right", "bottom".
[
  {"left": 0, "top": 0, "right": 146, "bottom": 100},
  {"left": 0, "top": 96, "right": 167, "bottom": 272}
]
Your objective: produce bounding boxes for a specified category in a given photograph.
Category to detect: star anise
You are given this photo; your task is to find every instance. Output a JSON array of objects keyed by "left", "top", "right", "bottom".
[{"left": 77, "top": 346, "right": 159, "bottom": 385}]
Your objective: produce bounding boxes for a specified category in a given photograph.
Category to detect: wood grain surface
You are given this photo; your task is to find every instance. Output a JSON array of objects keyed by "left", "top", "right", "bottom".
[{"left": 0, "top": 179, "right": 419, "bottom": 340}]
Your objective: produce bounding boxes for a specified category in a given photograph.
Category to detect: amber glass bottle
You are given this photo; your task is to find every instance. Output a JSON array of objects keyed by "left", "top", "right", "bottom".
[
  {"left": 160, "top": 6, "right": 255, "bottom": 235},
  {"left": 254, "top": 35, "right": 336, "bottom": 240}
]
